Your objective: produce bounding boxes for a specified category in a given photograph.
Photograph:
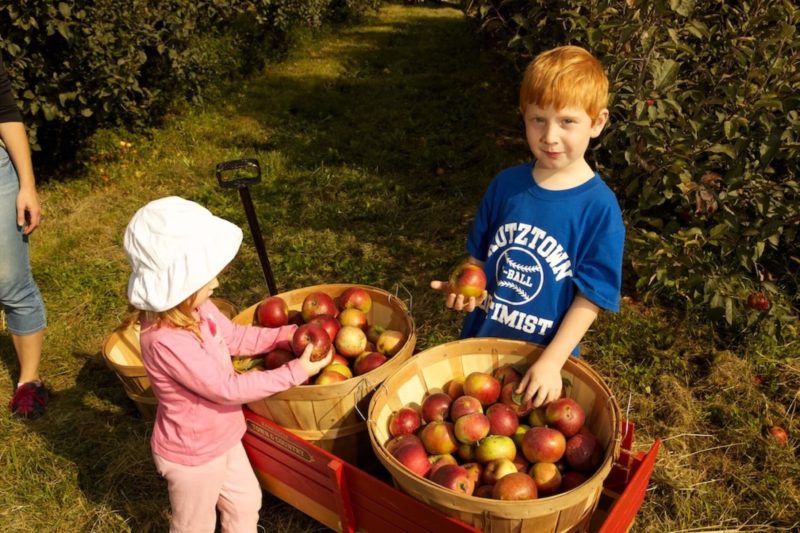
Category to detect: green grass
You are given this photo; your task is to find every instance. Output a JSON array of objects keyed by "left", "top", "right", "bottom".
[{"left": 1, "top": 3, "right": 798, "bottom": 532}]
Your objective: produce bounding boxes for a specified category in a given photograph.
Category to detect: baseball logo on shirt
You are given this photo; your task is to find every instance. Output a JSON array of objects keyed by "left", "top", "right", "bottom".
[{"left": 494, "top": 246, "right": 543, "bottom": 306}]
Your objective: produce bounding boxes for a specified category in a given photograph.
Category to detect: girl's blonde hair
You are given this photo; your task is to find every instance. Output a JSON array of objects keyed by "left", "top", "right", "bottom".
[
  {"left": 519, "top": 45, "right": 609, "bottom": 121},
  {"left": 117, "top": 292, "right": 202, "bottom": 339}
]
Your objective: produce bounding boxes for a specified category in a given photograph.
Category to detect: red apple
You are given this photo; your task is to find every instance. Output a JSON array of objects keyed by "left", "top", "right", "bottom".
[
  {"left": 481, "top": 458, "right": 518, "bottom": 485},
  {"left": 444, "top": 376, "right": 465, "bottom": 400},
  {"left": 473, "top": 484, "right": 494, "bottom": 498},
  {"left": 457, "top": 443, "right": 476, "bottom": 463},
  {"left": 385, "top": 433, "right": 424, "bottom": 455},
  {"left": 428, "top": 454, "right": 458, "bottom": 479},
  {"left": 529, "top": 462, "right": 562, "bottom": 496},
  {"left": 528, "top": 406, "right": 547, "bottom": 427},
  {"left": 288, "top": 310, "right": 304, "bottom": 325},
  {"left": 500, "top": 381, "right": 532, "bottom": 417},
  {"left": 256, "top": 296, "right": 289, "bottom": 327},
  {"left": 325, "top": 362, "right": 352, "bottom": 379},
  {"left": 301, "top": 291, "right": 338, "bottom": 322},
  {"left": 463, "top": 372, "right": 501, "bottom": 406},
  {"left": 263, "top": 348, "right": 295, "bottom": 370},
  {"left": 545, "top": 398, "right": 586, "bottom": 438},
  {"left": 314, "top": 369, "right": 348, "bottom": 385},
  {"left": 421, "top": 392, "right": 452, "bottom": 423},
  {"left": 768, "top": 426, "right": 788, "bottom": 445},
  {"left": 454, "top": 412, "right": 491, "bottom": 445},
  {"left": 291, "top": 323, "right": 332, "bottom": 362},
  {"left": 353, "top": 351, "right": 387, "bottom": 375},
  {"left": 376, "top": 329, "right": 406, "bottom": 357},
  {"left": 521, "top": 427, "right": 566, "bottom": 464},
  {"left": 420, "top": 421, "right": 458, "bottom": 455},
  {"left": 474, "top": 435, "right": 517, "bottom": 464},
  {"left": 512, "top": 424, "right": 530, "bottom": 448},
  {"left": 747, "top": 291, "right": 770, "bottom": 311},
  {"left": 429, "top": 464, "right": 474, "bottom": 495},
  {"left": 449, "top": 262, "right": 487, "bottom": 298},
  {"left": 392, "top": 442, "right": 431, "bottom": 477},
  {"left": 338, "top": 286, "right": 372, "bottom": 313},
  {"left": 564, "top": 431, "right": 602, "bottom": 473},
  {"left": 428, "top": 453, "right": 458, "bottom": 467},
  {"left": 388, "top": 406, "right": 422, "bottom": 437},
  {"left": 334, "top": 326, "right": 368, "bottom": 357},
  {"left": 450, "top": 395, "right": 483, "bottom": 420},
  {"left": 338, "top": 308, "right": 368, "bottom": 329},
  {"left": 365, "top": 324, "right": 385, "bottom": 344},
  {"left": 560, "top": 471, "right": 588, "bottom": 492},
  {"left": 330, "top": 353, "right": 349, "bottom": 367},
  {"left": 461, "top": 462, "right": 483, "bottom": 488},
  {"left": 512, "top": 451, "right": 530, "bottom": 473},
  {"left": 492, "top": 472, "right": 537, "bottom": 500},
  {"left": 308, "top": 314, "right": 340, "bottom": 344},
  {"left": 486, "top": 403, "right": 520, "bottom": 437},
  {"left": 493, "top": 364, "right": 522, "bottom": 387}
]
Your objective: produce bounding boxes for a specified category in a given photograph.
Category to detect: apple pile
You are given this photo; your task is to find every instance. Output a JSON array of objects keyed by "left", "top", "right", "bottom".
[
  {"left": 383, "top": 365, "right": 604, "bottom": 500},
  {"left": 232, "top": 287, "right": 407, "bottom": 385}
]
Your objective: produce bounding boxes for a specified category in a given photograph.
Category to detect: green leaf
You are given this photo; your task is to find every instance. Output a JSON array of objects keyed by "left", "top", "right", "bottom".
[
  {"left": 669, "top": 0, "right": 695, "bottom": 17},
  {"left": 650, "top": 59, "right": 680, "bottom": 90},
  {"left": 58, "top": 2, "right": 71, "bottom": 18},
  {"left": 707, "top": 144, "right": 736, "bottom": 158},
  {"left": 725, "top": 297, "right": 733, "bottom": 325}
]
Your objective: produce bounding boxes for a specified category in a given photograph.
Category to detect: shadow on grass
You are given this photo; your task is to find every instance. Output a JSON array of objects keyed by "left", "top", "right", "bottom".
[
  {"left": 220, "top": 5, "right": 523, "bottom": 277},
  {"left": 0, "top": 338, "right": 168, "bottom": 531}
]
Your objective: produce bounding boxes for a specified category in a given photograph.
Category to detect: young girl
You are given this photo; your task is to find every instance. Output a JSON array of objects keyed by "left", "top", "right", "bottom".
[{"left": 123, "top": 196, "right": 331, "bottom": 532}]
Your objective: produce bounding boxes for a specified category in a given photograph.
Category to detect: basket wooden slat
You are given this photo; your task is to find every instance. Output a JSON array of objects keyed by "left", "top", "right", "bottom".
[
  {"left": 233, "top": 283, "right": 416, "bottom": 464},
  {"left": 101, "top": 297, "right": 238, "bottom": 419},
  {"left": 367, "top": 338, "right": 620, "bottom": 532}
]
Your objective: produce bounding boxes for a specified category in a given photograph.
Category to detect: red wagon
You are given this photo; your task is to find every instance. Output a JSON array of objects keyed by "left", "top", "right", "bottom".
[
  {"left": 216, "top": 159, "right": 661, "bottom": 532},
  {"left": 243, "top": 408, "right": 660, "bottom": 533}
]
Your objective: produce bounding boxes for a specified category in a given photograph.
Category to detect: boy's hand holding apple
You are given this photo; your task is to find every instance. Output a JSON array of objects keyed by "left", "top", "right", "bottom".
[
  {"left": 430, "top": 260, "right": 488, "bottom": 312},
  {"left": 516, "top": 358, "right": 563, "bottom": 408}
]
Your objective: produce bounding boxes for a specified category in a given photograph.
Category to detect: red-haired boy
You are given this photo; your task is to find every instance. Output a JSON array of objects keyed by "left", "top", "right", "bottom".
[{"left": 432, "top": 46, "right": 624, "bottom": 408}]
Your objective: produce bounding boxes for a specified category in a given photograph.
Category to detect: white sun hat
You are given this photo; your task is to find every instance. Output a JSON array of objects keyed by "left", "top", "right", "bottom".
[{"left": 123, "top": 196, "right": 243, "bottom": 312}]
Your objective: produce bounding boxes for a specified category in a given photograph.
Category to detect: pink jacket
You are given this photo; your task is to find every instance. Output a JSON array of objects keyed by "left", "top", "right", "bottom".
[{"left": 140, "top": 299, "right": 307, "bottom": 466}]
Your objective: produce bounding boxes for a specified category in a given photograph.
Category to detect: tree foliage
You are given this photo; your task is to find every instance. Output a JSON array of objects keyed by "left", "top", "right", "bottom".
[
  {"left": 465, "top": 0, "right": 799, "bottom": 336},
  {"left": 0, "top": 0, "right": 379, "bottom": 157}
]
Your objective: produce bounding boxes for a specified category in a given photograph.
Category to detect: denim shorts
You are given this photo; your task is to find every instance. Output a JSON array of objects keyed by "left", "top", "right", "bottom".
[{"left": 0, "top": 146, "right": 46, "bottom": 335}]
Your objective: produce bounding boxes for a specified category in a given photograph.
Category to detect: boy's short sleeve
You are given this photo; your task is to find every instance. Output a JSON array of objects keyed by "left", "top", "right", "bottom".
[
  {"left": 572, "top": 227, "right": 624, "bottom": 312},
  {"left": 466, "top": 177, "right": 500, "bottom": 261}
]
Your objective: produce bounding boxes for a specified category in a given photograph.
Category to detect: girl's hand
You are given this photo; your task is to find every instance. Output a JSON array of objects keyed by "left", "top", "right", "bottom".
[
  {"left": 429, "top": 280, "right": 488, "bottom": 313},
  {"left": 297, "top": 344, "right": 333, "bottom": 377},
  {"left": 515, "top": 358, "right": 563, "bottom": 408}
]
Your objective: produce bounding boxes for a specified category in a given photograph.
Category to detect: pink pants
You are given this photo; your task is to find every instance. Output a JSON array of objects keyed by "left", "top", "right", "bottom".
[{"left": 153, "top": 442, "right": 262, "bottom": 533}]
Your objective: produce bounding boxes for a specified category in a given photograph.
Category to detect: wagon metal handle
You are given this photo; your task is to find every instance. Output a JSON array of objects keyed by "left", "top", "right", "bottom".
[
  {"left": 215, "top": 158, "right": 261, "bottom": 189},
  {"left": 214, "top": 159, "right": 278, "bottom": 296}
]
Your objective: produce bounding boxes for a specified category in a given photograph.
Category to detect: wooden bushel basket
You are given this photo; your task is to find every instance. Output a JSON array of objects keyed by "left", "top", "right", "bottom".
[
  {"left": 101, "top": 298, "right": 238, "bottom": 419},
  {"left": 368, "top": 338, "right": 621, "bottom": 533},
  {"left": 233, "top": 283, "right": 416, "bottom": 465}
]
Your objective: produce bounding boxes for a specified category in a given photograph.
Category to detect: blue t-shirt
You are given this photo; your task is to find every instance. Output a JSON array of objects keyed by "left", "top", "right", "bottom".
[{"left": 461, "top": 162, "right": 624, "bottom": 353}]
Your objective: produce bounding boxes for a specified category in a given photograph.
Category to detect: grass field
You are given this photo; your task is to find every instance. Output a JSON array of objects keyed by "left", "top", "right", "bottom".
[{"left": 1, "top": 3, "right": 798, "bottom": 532}]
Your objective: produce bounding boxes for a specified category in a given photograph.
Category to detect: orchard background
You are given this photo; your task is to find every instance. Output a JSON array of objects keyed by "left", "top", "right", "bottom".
[{"left": 1, "top": 1, "right": 797, "bottom": 531}]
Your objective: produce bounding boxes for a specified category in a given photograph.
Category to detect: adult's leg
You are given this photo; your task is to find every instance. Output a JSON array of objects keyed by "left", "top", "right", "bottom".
[
  {"left": 0, "top": 146, "right": 47, "bottom": 412},
  {"left": 12, "top": 330, "right": 43, "bottom": 383}
]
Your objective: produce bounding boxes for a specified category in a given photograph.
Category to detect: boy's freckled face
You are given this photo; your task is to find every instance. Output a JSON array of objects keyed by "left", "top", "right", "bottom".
[{"left": 523, "top": 104, "right": 607, "bottom": 175}]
